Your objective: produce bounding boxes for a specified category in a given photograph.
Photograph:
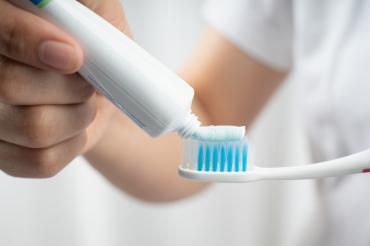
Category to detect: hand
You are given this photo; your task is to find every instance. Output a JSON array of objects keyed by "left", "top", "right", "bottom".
[{"left": 0, "top": 0, "right": 130, "bottom": 178}]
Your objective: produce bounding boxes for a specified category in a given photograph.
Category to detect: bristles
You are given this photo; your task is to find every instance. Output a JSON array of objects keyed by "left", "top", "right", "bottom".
[{"left": 181, "top": 138, "right": 250, "bottom": 172}]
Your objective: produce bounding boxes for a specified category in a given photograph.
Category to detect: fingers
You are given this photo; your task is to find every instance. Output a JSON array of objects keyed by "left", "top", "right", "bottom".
[
  {"left": 0, "top": 0, "right": 129, "bottom": 179},
  {"left": 0, "top": 0, "right": 125, "bottom": 179},
  {"left": 0, "top": 1, "right": 83, "bottom": 73},
  {"left": 0, "top": 95, "right": 97, "bottom": 149},
  {"left": 0, "top": 57, "right": 95, "bottom": 105},
  {"left": 78, "top": 0, "right": 130, "bottom": 33},
  {"left": 0, "top": 132, "right": 87, "bottom": 178}
]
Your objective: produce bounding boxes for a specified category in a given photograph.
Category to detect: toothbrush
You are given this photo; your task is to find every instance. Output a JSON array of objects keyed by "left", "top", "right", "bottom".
[
  {"left": 179, "top": 137, "right": 370, "bottom": 183},
  {"left": 17, "top": 0, "right": 370, "bottom": 181}
]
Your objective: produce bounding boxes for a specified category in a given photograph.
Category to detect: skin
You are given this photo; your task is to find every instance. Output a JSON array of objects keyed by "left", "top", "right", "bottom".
[{"left": 0, "top": 0, "right": 287, "bottom": 201}]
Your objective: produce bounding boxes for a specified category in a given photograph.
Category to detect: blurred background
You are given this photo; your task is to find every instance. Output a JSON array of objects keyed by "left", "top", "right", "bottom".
[{"left": 0, "top": 0, "right": 315, "bottom": 245}]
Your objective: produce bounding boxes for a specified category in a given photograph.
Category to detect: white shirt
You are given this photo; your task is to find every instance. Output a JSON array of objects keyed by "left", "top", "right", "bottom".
[{"left": 204, "top": 0, "right": 370, "bottom": 245}]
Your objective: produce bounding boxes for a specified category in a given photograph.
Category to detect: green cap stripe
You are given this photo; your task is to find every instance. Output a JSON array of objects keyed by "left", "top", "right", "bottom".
[{"left": 35, "top": 0, "right": 52, "bottom": 8}]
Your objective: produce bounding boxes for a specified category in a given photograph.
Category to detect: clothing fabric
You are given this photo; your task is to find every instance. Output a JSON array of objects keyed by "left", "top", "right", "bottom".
[{"left": 204, "top": 0, "right": 370, "bottom": 245}]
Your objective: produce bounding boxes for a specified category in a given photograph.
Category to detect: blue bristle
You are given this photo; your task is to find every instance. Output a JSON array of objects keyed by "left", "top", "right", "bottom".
[
  {"left": 205, "top": 145, "right": 211, "bottom": 171},
  {"left": 212, "top": 145, "right": 218, "bottom": 171},
  {"left": 197, "top": 144, "right": 204, "bottom": 171},
  {"left": 235, "top": 145, "right": 240, "bottom": 172},
  {"left": 220, "top": 145, "right": 226, "bottom": 172},
  {"left": 194, "top": 140, "right": 248, "bottom": 173},
  {"left": 227, "top": 146, "right": 233, "bottom": 172},
  {"left": 242, "top": 144, "right": 248, "bottom": 171}
]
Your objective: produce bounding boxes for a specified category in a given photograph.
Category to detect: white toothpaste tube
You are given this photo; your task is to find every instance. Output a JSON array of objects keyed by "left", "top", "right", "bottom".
[{"left": 14, "top": 0, "right": 201, "bottom": 138}]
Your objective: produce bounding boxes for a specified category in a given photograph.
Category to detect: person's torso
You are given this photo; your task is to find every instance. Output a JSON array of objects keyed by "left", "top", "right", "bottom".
[
  {"left": 294, "top": 0, "right": 370, "bottom": 159},
  {"left": 292, "top": 1, "right": 370, "bottom": 245}
]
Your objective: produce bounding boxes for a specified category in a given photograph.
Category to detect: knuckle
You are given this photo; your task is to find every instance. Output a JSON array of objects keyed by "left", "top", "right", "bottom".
[
  {"left": 85, "top": 98, "right": 98, "bottom": 123},
  {"left": 76, "top": 80, "right": 95, "bottom": 102},
  {"left": 30, "top": 149, "right": 59, "bottom": 178},
  {"left": 20, "top": 107, "right": 53, "bottom": 148},
  {"left": 77, "top": 96, "right": 98, "bottom": 127},
  {"left": 0, "top": 56, "right": 9, "bottom": 82},
  {"left": 0, "top": 57, "right": 20, "bottom": 104},
  {"left": 0, "top": 17, "right": 25, "bottom": 58}
]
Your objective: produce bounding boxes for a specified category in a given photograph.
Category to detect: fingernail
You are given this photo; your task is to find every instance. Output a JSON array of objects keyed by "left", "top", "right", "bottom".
[{"left": 38, "top": 41, "right": 79, "bottom": 72}]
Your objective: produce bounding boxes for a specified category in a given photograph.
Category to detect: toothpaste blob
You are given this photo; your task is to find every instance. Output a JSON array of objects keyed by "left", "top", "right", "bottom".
[{"left": 191, "top": 126, "right": 246, "bottom": 141}]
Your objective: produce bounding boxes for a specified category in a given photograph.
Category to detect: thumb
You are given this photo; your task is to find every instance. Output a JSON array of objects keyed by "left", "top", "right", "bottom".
[{"left": 1, "top": 1, "right": 83, "bottom": 74}]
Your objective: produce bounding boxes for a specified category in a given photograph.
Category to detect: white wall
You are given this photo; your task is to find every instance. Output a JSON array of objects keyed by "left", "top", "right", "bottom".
[{"left": 0, "top": 1, "right": 312, "bottom": 246}]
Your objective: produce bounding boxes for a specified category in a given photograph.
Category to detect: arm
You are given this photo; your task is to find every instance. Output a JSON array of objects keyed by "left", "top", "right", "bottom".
[
  {"left": 0, "top": 0, "right": 286, "bottom": 202},
  {"left": 84, "top": 28, "right": 287, "bottom": 202}
]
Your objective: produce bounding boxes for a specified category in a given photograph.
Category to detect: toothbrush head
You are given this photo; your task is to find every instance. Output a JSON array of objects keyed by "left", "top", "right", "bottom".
[
  {"left": 179, "top": 135, "right": 259, "bottom": 183},
  {"left": 180, "top": 128, "right": 370, "bottom": 182}
]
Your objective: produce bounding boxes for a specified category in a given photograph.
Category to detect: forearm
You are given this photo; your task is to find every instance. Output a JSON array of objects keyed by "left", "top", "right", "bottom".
[
  {"left": 84, "top": 97, "right": 210, "bottom": 202},
  {"left": 84, "top": 28, "right": 287, "bottom": 202}
]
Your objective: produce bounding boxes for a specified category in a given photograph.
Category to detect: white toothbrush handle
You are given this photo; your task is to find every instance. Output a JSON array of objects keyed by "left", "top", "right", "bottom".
[
  {"left": 257, "top": 149, "right": 370, "bottom": 180},
  {"left": 178, "top": 149, "right": 370, "bottom": 183}
]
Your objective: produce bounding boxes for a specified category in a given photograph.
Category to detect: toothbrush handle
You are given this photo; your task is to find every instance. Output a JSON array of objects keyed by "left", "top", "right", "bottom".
[{"left": 258, "top": 149, "right": 370, "bottom": 180}]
